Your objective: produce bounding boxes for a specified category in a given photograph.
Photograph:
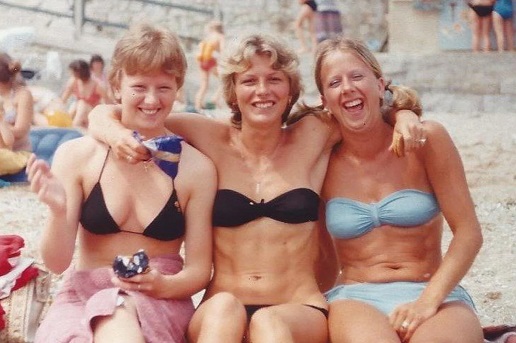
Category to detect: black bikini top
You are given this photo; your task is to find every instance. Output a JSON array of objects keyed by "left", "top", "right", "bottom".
[
  {"left": 80, "top": 149, "right": 185, "bottom": 241},
  {"left": 212, "top": 188, "right": 319, "bottom": 227}
]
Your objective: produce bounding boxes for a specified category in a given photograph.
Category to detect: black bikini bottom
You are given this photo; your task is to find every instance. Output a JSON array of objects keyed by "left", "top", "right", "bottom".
[{"left": 244, "top": 304, "right": 329, "bottom": 321}]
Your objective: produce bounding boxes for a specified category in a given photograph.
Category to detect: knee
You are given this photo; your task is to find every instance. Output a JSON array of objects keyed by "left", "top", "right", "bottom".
[
  {"left": 248, "top": 307, "right": 284, "bottom": 334},
  {"left": 202, "top": 292, "right": 246, "bottom": 319}
]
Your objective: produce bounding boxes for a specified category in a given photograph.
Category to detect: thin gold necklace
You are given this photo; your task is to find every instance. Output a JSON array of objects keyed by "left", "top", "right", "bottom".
[{"left": 237, "top": 133, "right": 283, "bottom": 197}]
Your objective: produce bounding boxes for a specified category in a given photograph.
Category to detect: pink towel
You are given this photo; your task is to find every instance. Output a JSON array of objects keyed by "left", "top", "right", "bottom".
[{"left": 35, "top": 253, "right": 195, "bottom": 343}]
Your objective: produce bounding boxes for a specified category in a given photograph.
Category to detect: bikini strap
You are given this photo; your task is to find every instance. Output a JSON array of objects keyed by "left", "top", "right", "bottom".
[{"left": 98, "top": 147, "right": 110, "bottom": 182}]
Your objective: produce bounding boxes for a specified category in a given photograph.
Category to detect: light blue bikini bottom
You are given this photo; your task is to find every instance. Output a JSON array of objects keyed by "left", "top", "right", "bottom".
[{"left": 325, "top": 281, "right": 476, "bottom": 315}]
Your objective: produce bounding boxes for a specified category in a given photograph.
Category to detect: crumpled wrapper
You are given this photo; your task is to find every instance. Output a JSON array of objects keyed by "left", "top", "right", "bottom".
[
  {"left": 133, "top": 131, "right": 183, "bottom": 178},
  {"left": 112, "top": 249, "right": 150, "bottom": 278}
]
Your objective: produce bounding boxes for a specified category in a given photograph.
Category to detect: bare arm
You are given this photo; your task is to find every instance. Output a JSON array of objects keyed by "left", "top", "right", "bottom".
[
  {"left": 0, "top": 108, "right": 14, "bottom": 148},
  {"left": 389, "top": 121, "right": 482, "bottom": 338},
  {"left": 26, "top": 139, "right": 86, "bottom": 273},
  {"left": 88, "top": 104, "right": 227, "bottom": 162},
  {"left": 9, "top": 88, "right": 33, "bottom": 140},
  {"left": 60, "top": 77, "right": 74, "bottom": 104},
  {"left": 159, "top": 145, "right": 217, "bottom": 298},
  {"left": 418, "top": 121, "right": 482, "bottom": 305}
]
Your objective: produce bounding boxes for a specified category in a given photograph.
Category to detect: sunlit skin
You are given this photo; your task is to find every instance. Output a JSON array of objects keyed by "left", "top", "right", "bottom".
[
  {"left": 320, "top": 50, "right": 385, "bottom": 133},
  {"left": 86, "top": 37, "right": 428, "bottom": 343},
  {"left": 234, "top": 55, "right": 291, "bottom": 129},
  {"left": 319, "top": 50, "right": 483, "bottom": 343},
  {"left": 117, "top": 71, "right": 178, "bottom": 137}
]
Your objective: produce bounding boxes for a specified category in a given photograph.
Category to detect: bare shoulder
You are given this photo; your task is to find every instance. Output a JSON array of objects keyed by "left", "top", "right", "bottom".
[
  {"left": 178, "top": 141, "right": 216, "bottom": 179},
  {"left": 15, "top": 86, "right": 33, "bottom": 101},
  {"left": 422, "top": 119, "right": 452, "bottom": 143},
  {"left": 52, "top": 135, "right": 106, "bottom": 166},
  {"left": 288, "top": 114, "right": 339, "bottom": 149}
]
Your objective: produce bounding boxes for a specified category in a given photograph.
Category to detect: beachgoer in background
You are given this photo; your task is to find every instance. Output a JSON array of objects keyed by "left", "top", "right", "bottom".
[
  {"left": 314, "top": 37, "right": 484, "bottom": 343},
  {"left": 314, "top": 0, "right": 343, "bottom": 43},
  {"left": 194, "top": 20, "right": 225, "bottom": 112},
  {"left": 492, "top": 0, "right": 514, "bottom": 52},
  {"left": 0, "top": 52, "right": 33, "bottom": 177},
  {"left": 90, "top": 53, "right": 115, "bottom": 102},
  {"left": 295, "top": 0, "right": 318, "bottom": 53},
  {"left": 27, "top": 23, "right": 216, "bottom": 343},
  {"left": 61, "top": 58, "right": 109, "bottom": 129},
  {"left": 87, "top": 32, "right": 424, "bottom": 342},
  {"left": 468, "top": 0, "right": 496, "bottom": 52}
]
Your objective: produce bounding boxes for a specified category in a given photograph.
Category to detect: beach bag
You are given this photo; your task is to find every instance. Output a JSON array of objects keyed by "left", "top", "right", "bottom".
[
  {"left": 0, "top": 268, "right": 51, "bottom": 343},
  {"left": 0, "top": 149, "right": 31, "bottom": 176}
]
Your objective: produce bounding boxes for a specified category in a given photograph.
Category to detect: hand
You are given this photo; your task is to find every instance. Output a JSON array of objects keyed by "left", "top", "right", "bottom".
[
  {"left": 389, "top": 110, "right": 426, "bottom": 157},
  {"left": 26, "top": 154, "right": 66, "bottom": 214},
  {"left": 109, "top": 129, "right": 151, "bottom": 164},
  {"left": 389, "top": 300, "right": 438, "bottom": 343},
  {"left": 111, "top": 268, "right": 165, "bottom": 299}
]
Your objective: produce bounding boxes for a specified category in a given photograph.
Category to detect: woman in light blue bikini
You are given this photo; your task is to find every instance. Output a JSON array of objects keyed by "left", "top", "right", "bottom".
[{"left": 316, "top": 37, "right": 484, "bottom": 342}]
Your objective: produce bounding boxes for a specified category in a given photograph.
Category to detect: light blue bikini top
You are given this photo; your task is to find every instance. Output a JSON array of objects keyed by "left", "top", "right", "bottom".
[{"left": 326, "top": 189, "right": 440, "bottom": 240}]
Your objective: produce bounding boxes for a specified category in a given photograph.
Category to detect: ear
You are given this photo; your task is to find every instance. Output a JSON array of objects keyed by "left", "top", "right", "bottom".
[
  {"left": 321, "top": 94, "right": 327, "bottom": 109},
  {"left": 378, "top": 77, "right": 386, "bottom": 100},
  {"left": 113, "top": 88, "right": 121, "bottom": 101}
]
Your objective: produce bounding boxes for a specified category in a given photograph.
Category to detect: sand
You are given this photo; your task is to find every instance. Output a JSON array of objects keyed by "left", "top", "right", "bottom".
[{"left": 1, "top": 111, "right": 515, "bottom": 328}]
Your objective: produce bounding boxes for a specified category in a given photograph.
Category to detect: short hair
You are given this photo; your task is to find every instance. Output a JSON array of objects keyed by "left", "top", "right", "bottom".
[
  {"left": 218, "top": 33, "right": 303, "bottom": 127},
  {"left": 68, "top": 59, "right": 91, "bottom": 82},
  {"left": 108, "top": 23, "right": 187, "bottom": 92}
]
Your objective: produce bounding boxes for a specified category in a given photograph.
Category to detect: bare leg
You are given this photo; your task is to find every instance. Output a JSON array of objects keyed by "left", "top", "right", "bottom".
[
  {"left": 410, "top": 302, "right": 483, "bottom": 343},
  {"left": 247, "top": 303, "right": 328, "bottom": 343},
  {"left": 504, "top": 19, "right": 514, "bottom": 51},
  {"left": 187, "top": 292, "right": 247, "bottom": 343},
  {"left": 328, "top": 300, "right": 401, "bottom": 343},
  {"left": 195, "top": 69, "right": 210, "bottom": 112},
  {"left": 480, "top": 15, "right": 493, "bottom": 52},
  {"left": 493, "top": 11, "right": 506, "bottom": 51},
  {"left": 295, "top": 5, "right": 314, "bottom": 53},
  {"left": 92, "top": 296, "right": 145, "bottom": 343},
  {"left": 470, "top": 10, "right": 482, "bottom": 52}
]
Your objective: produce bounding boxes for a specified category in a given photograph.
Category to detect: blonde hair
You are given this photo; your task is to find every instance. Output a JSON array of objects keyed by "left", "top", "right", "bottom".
[
  {"left": 218, "top": 33, "right": 303, "bottom": 127},
  {"left": 108, "top": 23, "right": 187, "bottom": 96}
]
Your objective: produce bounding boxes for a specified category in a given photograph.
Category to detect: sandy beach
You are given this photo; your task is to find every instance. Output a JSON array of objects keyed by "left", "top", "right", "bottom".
[{"left": 1, "top": 110, "right": 515, "bottom": 328}]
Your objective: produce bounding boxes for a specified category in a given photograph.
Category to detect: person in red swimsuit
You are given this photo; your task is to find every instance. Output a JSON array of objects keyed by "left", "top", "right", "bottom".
[
  {"left": 194, "top": 20, "right": 225, "bottom": 112},
  {"left": 61, "top": 59, "right": 109, "bottom": 129}
]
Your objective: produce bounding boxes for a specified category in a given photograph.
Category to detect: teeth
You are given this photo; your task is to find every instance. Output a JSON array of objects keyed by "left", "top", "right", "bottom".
[
  {"left": 344, "top": 99, "right": 362, "bottom": 108},
  {"left": 141, "top": 109, "right": 158, "bottom": 115},
  {"left": 254, "top": 101, "right": 273, "bottom": 109}
]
